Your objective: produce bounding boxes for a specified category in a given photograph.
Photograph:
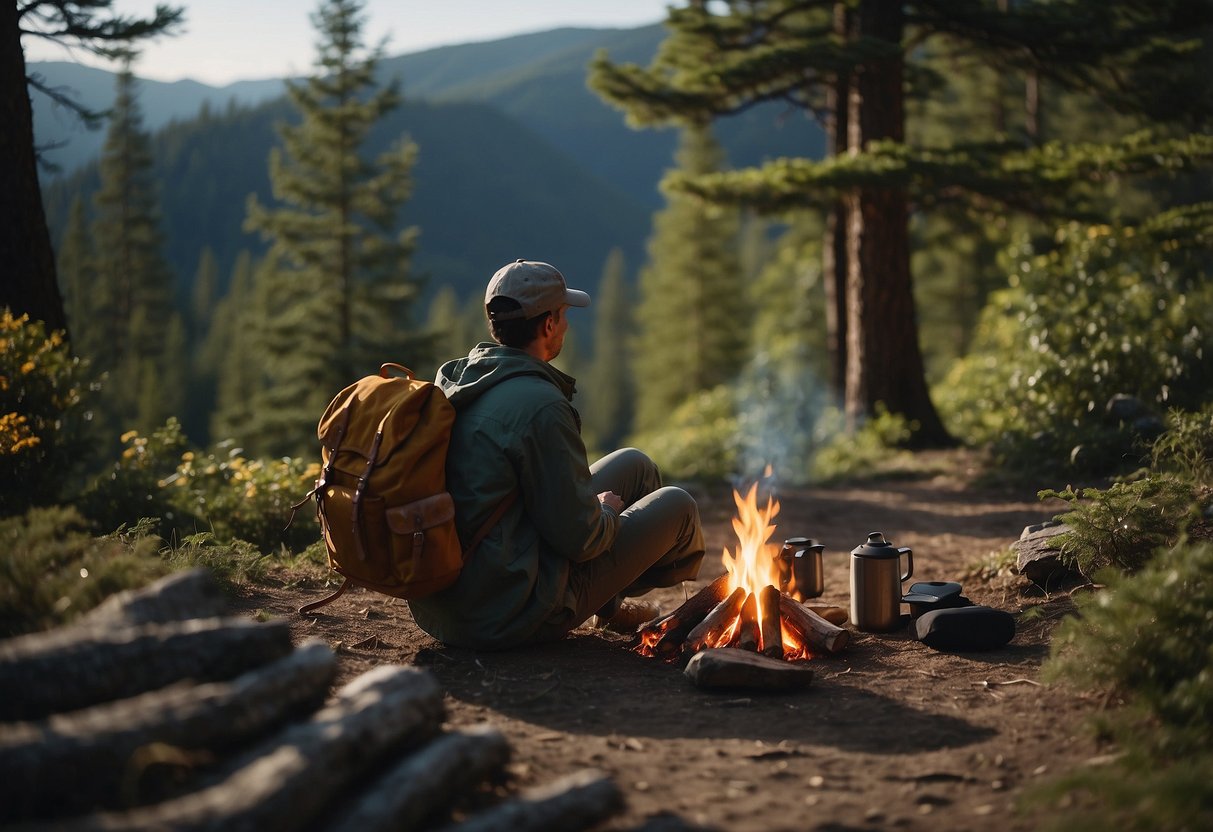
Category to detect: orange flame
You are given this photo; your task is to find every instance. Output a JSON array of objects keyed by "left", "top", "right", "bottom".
[{"left": 720, "top": 481, "right": 782, "bottom": 613}]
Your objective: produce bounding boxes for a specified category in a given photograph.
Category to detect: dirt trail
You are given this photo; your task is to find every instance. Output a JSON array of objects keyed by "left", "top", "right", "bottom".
[{"left": 231, "top": 454, "right": 1100, "bottom": 831}]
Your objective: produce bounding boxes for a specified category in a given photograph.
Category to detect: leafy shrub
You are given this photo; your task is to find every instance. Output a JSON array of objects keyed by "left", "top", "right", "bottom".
[
  {"left": 1043, "top": 539, "right": 1213, "bottom": 768},
  {"left": 1039, "top": 478, "right": 1202, "bottom": 575},
  {"left": 1149, "top": 406, "right": 1213, "bottom": 488},
  {"left": 0, "top": 506, "right": 167, "bottom": 636},
  {"left": 937, "top": 221, "right": 1213, "bottom": 477},
  {"left": 0, "top": 310, "right": 95, "bottom": 514},
  {"left": 632, "top": 386, "right": 742, "bottom": 483},
  {"left": 80, "top": 420, "right": 320, "bottom": 553}
]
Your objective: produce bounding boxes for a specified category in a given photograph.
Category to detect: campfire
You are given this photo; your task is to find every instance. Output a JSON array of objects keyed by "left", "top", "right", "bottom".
[{"left": 636, "top": 482, "right": 850, "bottom": 662}]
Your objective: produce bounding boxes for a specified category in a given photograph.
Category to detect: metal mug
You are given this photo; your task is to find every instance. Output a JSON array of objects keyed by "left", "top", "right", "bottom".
[
  {"left": 849, "top": 531, "right": 914, "bottom": 632},
  {"left": 779, "top": 537, "right": 825, "bottom": 601}
]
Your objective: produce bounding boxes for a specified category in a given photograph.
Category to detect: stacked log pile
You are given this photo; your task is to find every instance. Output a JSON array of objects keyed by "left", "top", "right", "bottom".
[{"left": 0, "top": 569, "right": 626, "bottom": 831}]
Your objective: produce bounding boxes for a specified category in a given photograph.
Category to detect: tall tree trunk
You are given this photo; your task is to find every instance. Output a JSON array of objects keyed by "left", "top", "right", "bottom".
[
  {"left": 821, "top": 3, "right": 852, "bottom": 402},
  {"left": 0, "top": 5, "right": 67, "bottom": 336},
  {"left": 844, "top": 0, "right": 950, "bottom": 446}
]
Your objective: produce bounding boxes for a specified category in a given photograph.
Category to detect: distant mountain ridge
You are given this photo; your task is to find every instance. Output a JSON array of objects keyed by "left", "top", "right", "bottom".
[{"left": 33, "top": 24, "right": 823, "bottom": 306}]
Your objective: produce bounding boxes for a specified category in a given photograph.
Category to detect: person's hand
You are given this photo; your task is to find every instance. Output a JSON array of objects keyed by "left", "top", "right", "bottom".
[{"left": 598, "top": 491, "right": 624, "bottom": 513}]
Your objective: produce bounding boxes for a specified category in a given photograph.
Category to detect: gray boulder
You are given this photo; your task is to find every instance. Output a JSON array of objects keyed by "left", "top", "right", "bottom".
[{"left": 1014, "top": 521, "right": 1079, "bottom": 585}]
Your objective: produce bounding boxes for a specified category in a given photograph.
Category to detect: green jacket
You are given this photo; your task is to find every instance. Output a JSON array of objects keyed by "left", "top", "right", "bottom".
[{"left": 408, "top": 343, "right": 619, "bottom": 648}]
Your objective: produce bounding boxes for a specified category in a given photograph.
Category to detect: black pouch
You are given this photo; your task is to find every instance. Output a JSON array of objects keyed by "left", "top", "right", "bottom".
[{"left": 915, "top": 605, "right": 1016, "bottom": 651}]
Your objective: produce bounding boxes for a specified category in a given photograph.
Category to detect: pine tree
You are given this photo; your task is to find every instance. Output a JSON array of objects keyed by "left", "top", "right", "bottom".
[
  {"left": 85, "top": 59, "right": 177, "bottom": 443},
  {"left": 182, "top": 246, "right": 220, "bottom": 443},
  {"left": 5, "top": 2, "right": 182, "bottom": 337},
  {"left": 582, "top": 248, "right": 635, "bottom": 453},
  {"left": 590, "top": 0, "right": 1213, "bottom": 445},
  {"left": 631, "top": 124, "right": 748, "bottom": 434},
  {"left": 242, "top": 0, "right": 426, "bottom": 456},
  {"left": 56, "top": 195, "right": 93, "bottom": 341},
  {"left": 209, "top": 252, "right": 259, "bottom": 443}
]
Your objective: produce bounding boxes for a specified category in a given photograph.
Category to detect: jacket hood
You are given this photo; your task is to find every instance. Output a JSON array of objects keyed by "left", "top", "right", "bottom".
[{"left": 436, "top": 342, "right": 576, "bottom": 409}]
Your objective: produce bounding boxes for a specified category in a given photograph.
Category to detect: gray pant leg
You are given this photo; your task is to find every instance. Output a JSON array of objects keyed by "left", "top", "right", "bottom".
[{"left": 547, "top": 449, "right": 705, "bottom": 633}]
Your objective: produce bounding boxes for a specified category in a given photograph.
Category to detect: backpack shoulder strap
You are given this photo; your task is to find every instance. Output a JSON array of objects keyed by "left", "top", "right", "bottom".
[{"left": 462, "top": 490, "right": 519, "bottom": 557}]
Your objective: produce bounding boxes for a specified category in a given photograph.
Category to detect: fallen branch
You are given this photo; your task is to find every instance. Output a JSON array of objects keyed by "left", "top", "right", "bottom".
[
  {"left": 39, "top": 665, "right": 445, "bottom": 832},
  {"left": 0, "top": 618, "right": 295, "bottom": 721},
  {"left": 326, "top": 725, "right": 511, "bottom": 832},
  {"left": 0, "top": 641, "right": 336, "bottom": 820},
  {"left": 437, "top": 769, "right": 624, "bottom": 832}
]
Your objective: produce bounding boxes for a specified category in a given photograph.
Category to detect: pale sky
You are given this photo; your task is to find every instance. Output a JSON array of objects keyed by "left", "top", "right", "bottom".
[{"left": 24, "top": 1, "right": 674, "bottom": 86}]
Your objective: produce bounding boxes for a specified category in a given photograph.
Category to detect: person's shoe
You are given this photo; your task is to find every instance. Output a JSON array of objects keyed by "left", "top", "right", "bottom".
[{"left": 594, "top": 598, "right": 661, "bottom": 634}]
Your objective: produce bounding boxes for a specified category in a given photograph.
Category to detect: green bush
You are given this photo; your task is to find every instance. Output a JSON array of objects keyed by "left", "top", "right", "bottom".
[
  {"left": 1039, "top": 478, "right": 1202, "bottom": 575},
  {"left": 0, "top": 310, "right": 95, "bottom": 514},
  {"left": 1037, "top": 540, "right": 1213, "bottom": 829},
  {"left": 809, "top": 405, "right": 916, "bottom": 484},
  {"left": 632, "top": 386, "right": 742, "bottom": 483},
  {"left": 0, "top": 506, "right": 167, "bottom": 637},
  {"left": 80, "top": 420, "right": 320, "bottom": 553},
  {"left": 937, "top": 221, "right": 1213, "bottom": 477}
]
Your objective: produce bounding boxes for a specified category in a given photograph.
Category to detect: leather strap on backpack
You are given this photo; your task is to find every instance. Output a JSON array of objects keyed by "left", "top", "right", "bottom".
[{"left": 298, "top": 489, "right": 519, "bottom": 616}]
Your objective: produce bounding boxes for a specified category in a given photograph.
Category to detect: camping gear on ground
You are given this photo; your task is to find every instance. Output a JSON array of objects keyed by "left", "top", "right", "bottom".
[
  {"left": 777, "top": 537, "right": 825, "bottom": 601},
  {"left": 291, "top": 364, "right": 515, "bottom": 614},
  {"left": 914, "top": 605, "right": 1016, "bottom": 651},
  {"left": 849, "top": 532, "right": 914, "bottom": 632},
  {"left": 901, "top": 580, "right": 969, "bottom": 620}
]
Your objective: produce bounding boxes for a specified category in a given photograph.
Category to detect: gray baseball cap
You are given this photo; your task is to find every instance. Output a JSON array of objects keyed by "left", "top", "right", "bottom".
[{"left": 485, "top": 259, "right": 591, "bottom": 320}]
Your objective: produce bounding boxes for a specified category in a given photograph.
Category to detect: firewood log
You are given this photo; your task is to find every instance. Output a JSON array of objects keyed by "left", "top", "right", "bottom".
[
  {"left": 684, "top": 647, "right": 814, "bottom": 691},
  {"left": 780, "top": 595, "right": 851, "bottom": 655},
  {"left": 682, "top": 587, "right": 747, "bottom": 655},
  {"left": 436, "top": 769, "right": 624, "bottom": 832},
  {"left": 759, "top": 585, "right": 783, "bottom": 659},
  {"left": 0, "top": 641, "right": 336, "bottom": 821},
  {"left": 0, "top": 618, "right": 295, "bottom": 722},
  {"left": 805, "top": 605, "right": 848, "bottom": 626},
  {"left": 735, "top": 592, "right": 760, "bottom": 652},
  {"left": 78, "top": 569, "right": 228, "bottom": 629},
  {"left": 652, "top": 573, "right": 731, "bottom": 658},
  {"left": 32, "top": 665, "right": 445, "bottom": 832},
  {"left": 325, "top": 725, "right": 511, "bottom": 832}
]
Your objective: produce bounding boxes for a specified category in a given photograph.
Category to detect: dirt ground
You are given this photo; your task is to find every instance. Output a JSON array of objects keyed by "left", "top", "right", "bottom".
[{"left": 229, "top": 451, "right": 1105, "bottom": 832}]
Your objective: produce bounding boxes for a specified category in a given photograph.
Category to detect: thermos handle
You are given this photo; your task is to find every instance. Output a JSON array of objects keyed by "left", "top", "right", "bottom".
[{"left": 899, "top": 547, "right": 914, "bottom": 582}]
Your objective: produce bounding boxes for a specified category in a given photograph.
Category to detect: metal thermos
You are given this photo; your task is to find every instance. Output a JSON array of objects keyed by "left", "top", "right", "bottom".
[
  {"left": 849, "top": 531, "right": 914, "bottom": 632},
  {"left": 779, "top": 537, "right": 825, "bottom": 601}
]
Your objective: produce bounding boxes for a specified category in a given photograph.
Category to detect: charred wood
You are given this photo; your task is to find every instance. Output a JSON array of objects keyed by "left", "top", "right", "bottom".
[
  {"left": 438, "top": 769, "right": 624, "bottom": 832},
  {"left": 0, "top": 618, "right": 294, "bottom": 721},
  {"left": 652, "top": 573, "right": 731, "bottom": 658},
  {"left": 0, "top": 641, "right": 335, "bottom": 820},
  {"left": 326, "top": 725, "right": 511, "bottom": 832}
]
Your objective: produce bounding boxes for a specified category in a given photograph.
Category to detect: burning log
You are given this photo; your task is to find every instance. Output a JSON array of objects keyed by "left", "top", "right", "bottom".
[
  {"left": 650, "top": 574, "right": 731, "bottom": 658},
  {"left": 758, "top": 585, "right": 783, "bottom": 659},
  {"left": 780, "top": 595, "right": 850, "bottom": 655},
  {"left": 683, "top": 587, "right": 747, "bottom": 654},
  {"left": 735, "top": 592, "right": 760, "bottom": 652}
]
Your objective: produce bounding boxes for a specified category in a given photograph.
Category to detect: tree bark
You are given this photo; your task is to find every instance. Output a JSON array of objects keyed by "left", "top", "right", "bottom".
[
  {"left": 684, "top": 647, "right": 814, "bottom": 692},
  {"left": 0, "top": 641, "right": 336, "bottom": 821},
  {"left": 326, "top": 725, "right": 511, "bottom": 832},
  {"left": 822, "top": 3, "right": 852, "bottom": 400},
  {"left": 437, "top": 769, "right": 624, "bottom": 832},
  {"left": 0, "top": 618, "right": 295, "bottom": 721},
  {"left": 0, "top": 3, "right": 67, "bottom": 335},
  {"left": 759, "top": 584, "right": 783, "bottom": 659},
  {"left": 734, "top": 591, "right": 760, "bottom": 652},
  {"left": 844, "top": 0, "right": 951, "bottom": 446}
]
